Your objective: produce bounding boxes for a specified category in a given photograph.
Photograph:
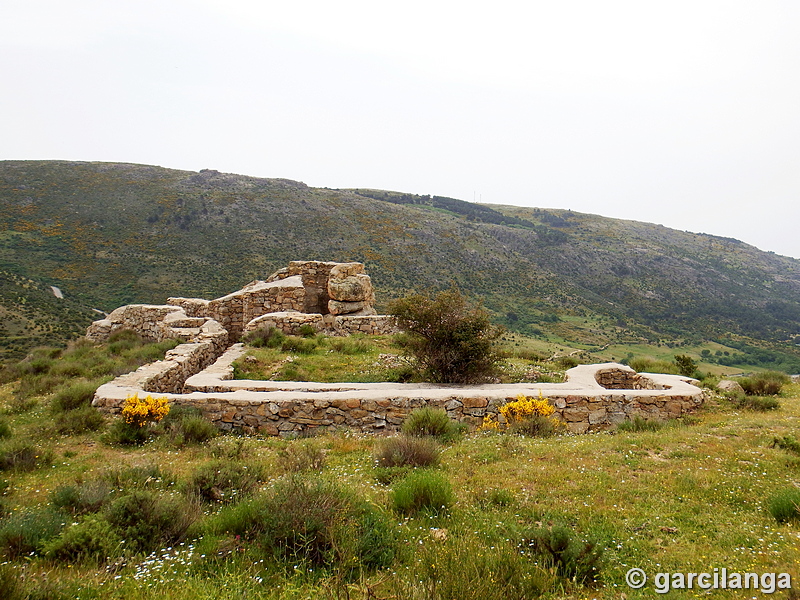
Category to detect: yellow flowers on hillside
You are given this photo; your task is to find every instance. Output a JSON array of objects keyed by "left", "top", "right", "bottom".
[{"left": 122, "top": 394, "right": 170, "bottom": 428}]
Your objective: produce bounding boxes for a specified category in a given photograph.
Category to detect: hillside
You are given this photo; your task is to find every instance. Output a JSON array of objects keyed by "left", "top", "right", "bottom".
[{"left": 2, "top": 160, "right": 800, "bottom": 363}]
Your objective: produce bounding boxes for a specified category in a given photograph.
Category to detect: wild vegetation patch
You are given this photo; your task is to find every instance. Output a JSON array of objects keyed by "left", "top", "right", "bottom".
[
  {"left": 0, "top": 333, "right": 798, "bottom": 598},
  {"left": 373, "top": 435, "right": 440, "bottom": 469},
  {"left": 401, "top": 406, "right": 466, "bottom": 442},
  {"left": 389, "top": 289, "right": 504, "bottom": 384}
]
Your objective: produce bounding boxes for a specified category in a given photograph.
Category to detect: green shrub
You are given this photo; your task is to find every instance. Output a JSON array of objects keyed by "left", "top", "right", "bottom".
[
  {"left": 298, "top": 324, "right": 317, "bottom": 338},
  {"left": 3, "top": 395, "right": 38, "bottom": 414},
  {"left": 519, "top": 524, "right": 603, "bottom": 584},
  {"left": 401, "top": 407, "right": 465, "bottom": 441},
  {"left": 768, "top": 488, "right": 800, "bottom": 523},
  {"left": 617, "top": 416, "right": 664, "bottom": 433},
  {"left": 515, "top": 348, "right": 547, "bottom": 361},
  {"left": 54, "top": 405, "right": 105, "bottom": 434},
  {"left": 51, "top": 358, "right": 95, "bottom": 378},
  {"left": 0, "top": 419, "right": 10, "bottom": 439},
  {"left": 102, "top": 464, "right": 175, "bottom": 491},
  {"left": 373, "top": 465, "right": 413, "bottom": 485},
  {"left": 281, "top": 335, "right": 320, "bottom": 354},
  {"left": 0, "top": 441, "right": 53, "bottom": 472},
  {"left": 107, "top": 329, "right": 143, "bottom": 354},
  {"left": 279, "top": 363, "right": 308, "bottom": 381},
  {"left": 328, "top": 337, "right": 371, "bottom": 355},
  {"left": 261, "top": 475, "right": 397, "bottom": 570},
  {"left": 157, "top": 404, "right": 217, "bottom": 446},
  {"left": 739, "top": 371, "right": 790, "bottom": 396},
  {"left": 391, "top": 532, "right": 548, "bottom": 600},
  {"left": 628, "top": 357, "right": 680, "bottom": 375},
  {"left": 389, "top": 289, "right": 503, "bottom": 384},
  {"left": 104, "top": 490, "right": 198, "bottom": 553},
  {"left": 125, "top": 340, "right": 182, "bottom": 364},
  {"left": 50, "top": 479, "right": 112, "bottom": 515},
  {"left": 728, "top": 394, "right": 780, "bottom": 411},
  {"left": 674, "top": 354, "right": 699, "bottom": 378},
  {"left": 391, "top": 469, "right": 453, "bottom": 515},
  {"left": 209, "top": 436, "right": 251, "bottom": 460},
  {"left": 554, "top": 356, "right": 579, "bottom": 370},
  {"left": 374, "top": 436, "right": 440, "bottom": 468},
  {"left": 180, "top": 415, "right": 218, "bottom": 443},
  {"left": 103, "top": 419, "right": 150, "bottom": 446},
  {"left": 243, "top": 327, "right": 286, "bottom": 349},
  {"left": 279, "top": 439, "right": 327, "bottom": 473},
  {"left": 510, "top": 414, "right": 563, "bottom": 437},
  {"left": 0, "top": 507, "right": 66, "bottom": 558},
  {"left": 772, "top": 435, "right": 800, "bottom": 456},
  {"left": 44, "top": 515, "right": 121, "bottom": 564},
  {"left": 217, "top": 475, "right": 398, "bottom": 572},
  {"left": 14, "top": 373, "right": 62, "bottom": 401},
  {"left": 49, "top": 380, "right": 99, "bottom": 412},
  {"left": 185, "top": 461, "right": 265, "bottom": 504},
  {"left": 0, "top": 480, "right": 9, "bottom": 518}
]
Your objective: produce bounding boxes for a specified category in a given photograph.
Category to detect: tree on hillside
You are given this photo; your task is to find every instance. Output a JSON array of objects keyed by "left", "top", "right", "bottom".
[
  {"left": 673, "top": 354, "right": 698, "bottom": 378},
  {"left": 389, "top": 289, "right": 503, "bottom": 384}
]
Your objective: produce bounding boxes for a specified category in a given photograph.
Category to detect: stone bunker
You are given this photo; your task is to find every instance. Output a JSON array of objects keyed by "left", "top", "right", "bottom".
[{"left": 89, "top": 260, "right": 706, "bottom": 435}]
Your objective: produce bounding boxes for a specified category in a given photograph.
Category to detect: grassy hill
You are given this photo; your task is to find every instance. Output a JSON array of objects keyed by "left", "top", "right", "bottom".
[
  {"left": 0, "top": 270, "right": 97, "bottom": 360},
  {"left": 2, "top": 160, "right": 800, "bottom": 368}
]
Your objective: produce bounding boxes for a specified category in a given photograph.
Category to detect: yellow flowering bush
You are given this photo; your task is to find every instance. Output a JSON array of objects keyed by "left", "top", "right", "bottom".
[
  {"left": 121, "top": 394, "right": 170, "bottom": 428},
  {"left": 477, "top": 415, "right": 500, "bottom": 432},
  {"left": 498, "top": 393, "right": 555, "bottom": 423},
  {"left": 480, "top": 392, "right": 563, "bottom": 437}
]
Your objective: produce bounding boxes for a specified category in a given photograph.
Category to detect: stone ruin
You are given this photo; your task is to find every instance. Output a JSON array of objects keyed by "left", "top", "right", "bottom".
[
  {"left": 87, "top": 261, "right": 395, "bottom": 345},
  {"left": 88, "top": 260, "right": 706, "bottom": 436},
  {"left": 85, "top": 261, "right": 395, "bottom": 394}
]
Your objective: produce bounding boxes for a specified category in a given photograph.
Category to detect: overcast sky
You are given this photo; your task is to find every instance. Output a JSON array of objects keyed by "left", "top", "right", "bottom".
[{"left": 3, "top": 1, "right": 799, "bottom": 258}]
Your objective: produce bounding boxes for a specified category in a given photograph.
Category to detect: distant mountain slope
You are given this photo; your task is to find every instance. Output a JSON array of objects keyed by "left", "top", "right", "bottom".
[
  {"left": 0, "top": 269, "right": 96, "bottom": 360},
  {"left": 2, "top": 160, "right": 799, "bottom": 360}
]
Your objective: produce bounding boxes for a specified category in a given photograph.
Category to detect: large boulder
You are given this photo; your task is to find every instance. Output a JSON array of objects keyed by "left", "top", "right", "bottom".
[
  {"left": 717, "top": 379, "right": 745, "bottom": 394},
  {"left": 328, "top": 273, "right": 374, "bottom": 302},
  {"left": 327, "top": 262, "right": 375, "bottom": 315},
  {"left": 328, "top": 299, "right": 375, "bottom": 315}
]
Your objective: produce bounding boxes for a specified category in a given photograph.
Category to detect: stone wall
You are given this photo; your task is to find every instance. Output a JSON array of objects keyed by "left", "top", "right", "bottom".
[
  {"left": 275, "top": 261, "right": 339, "bottom": 314},
  {"left": 329, "top": 315, "right": 396, "bottom": 336},
  {"left": 244, "top": 312, "right": 324, "bottom": 336},
  {"left": 594, "top": 366, "right": 667, "bottom": 390},
  {"left": 93, "top": 356, "right": 705, "bottom": 436},
  {"left": 88, "top": 261, "right": 384, "bottom": 345},
  {"left": 91, "top": 320, "right": 229, "bottom": 396},
  {"left": 86, "top": 304, "right": 213, "bottom": 343},
  {"left": 242, "top": 312, "right": 397, "bottom": 337},
  {"left": 169, "top": 276, "right": 306, "bottom": 340}
]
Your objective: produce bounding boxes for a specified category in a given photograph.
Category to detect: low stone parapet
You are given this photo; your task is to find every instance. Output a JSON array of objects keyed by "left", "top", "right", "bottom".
[
  {"left": 244, "top": 312, "right": 325, "bottom": 336},
  {"left": 93, "top": 355, "right": 706, "bottom": 435},
  {"left": 331, "top": 315, "right": 397, "bottom": 336},
  {"left": 242, "top": 312, "right": 397, "bottom": 337},
  {"left": 91, "top": 320, "right": 229, "bottom": 400}
]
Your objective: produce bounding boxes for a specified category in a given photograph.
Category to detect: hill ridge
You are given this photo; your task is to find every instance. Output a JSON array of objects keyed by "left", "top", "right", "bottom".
[{"left": 1, "top": 160, "right": 799, "bottom": 363}]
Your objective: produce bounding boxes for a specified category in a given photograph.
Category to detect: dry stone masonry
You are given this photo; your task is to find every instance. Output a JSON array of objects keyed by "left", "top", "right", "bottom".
[
  {"left": 89, "top": 260, "right": 706, "bottom": 435},
  {"left": 87, "top": 261, "right": 394, "bottom": 398},
  {"left": 92, "top": 351, "right": 705, "bottom": 435}
]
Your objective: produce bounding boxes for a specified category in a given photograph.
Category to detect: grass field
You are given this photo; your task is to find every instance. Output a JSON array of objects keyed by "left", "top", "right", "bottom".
[{"left": 0, "top": 354, "right": 798, "bottom": 599}]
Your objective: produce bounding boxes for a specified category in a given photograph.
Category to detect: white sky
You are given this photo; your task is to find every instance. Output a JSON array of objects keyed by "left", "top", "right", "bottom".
[{"left": 2, "top": 1, "right": 800, "bottom": 258}]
